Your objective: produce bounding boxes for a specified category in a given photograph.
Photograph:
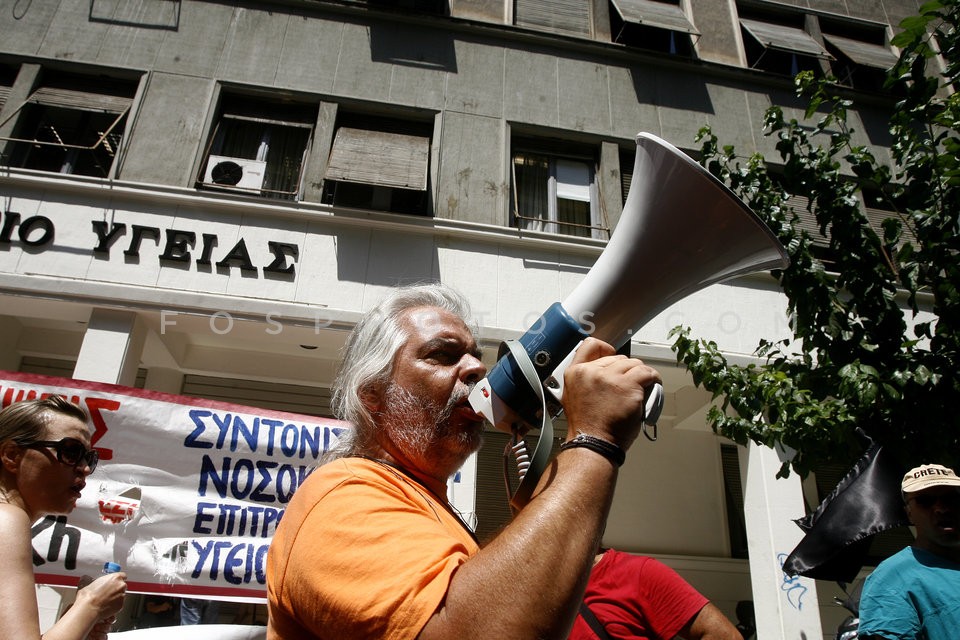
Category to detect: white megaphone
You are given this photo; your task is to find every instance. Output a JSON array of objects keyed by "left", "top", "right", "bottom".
[{"left": 468, "top": 132, "right": 789, "bottom": 440}]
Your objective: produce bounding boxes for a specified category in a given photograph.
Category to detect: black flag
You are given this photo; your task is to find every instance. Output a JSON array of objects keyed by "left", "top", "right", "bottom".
[{"left": 782, "top": 436, "right": 909, "bottom": 582}]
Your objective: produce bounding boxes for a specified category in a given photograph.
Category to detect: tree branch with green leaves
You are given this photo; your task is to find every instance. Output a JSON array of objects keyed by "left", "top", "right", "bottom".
[{"left": 670, "top": 0, "right": 960, "bottom": 477}]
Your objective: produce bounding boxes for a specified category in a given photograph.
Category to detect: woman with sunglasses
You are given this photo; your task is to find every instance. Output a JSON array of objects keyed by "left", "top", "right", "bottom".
[{"left": 0, "top": 396, "right": 127, "bottom": 640}]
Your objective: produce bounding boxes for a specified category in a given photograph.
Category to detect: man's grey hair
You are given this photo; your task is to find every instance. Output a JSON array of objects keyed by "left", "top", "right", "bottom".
[{"left": 328, "top": 283, "right": 476, "bottom": 460}]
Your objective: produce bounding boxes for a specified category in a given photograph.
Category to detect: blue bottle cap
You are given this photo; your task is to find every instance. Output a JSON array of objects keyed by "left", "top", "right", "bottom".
[{"left": 103, "top": 562, "right": 122, "bottom": 574}]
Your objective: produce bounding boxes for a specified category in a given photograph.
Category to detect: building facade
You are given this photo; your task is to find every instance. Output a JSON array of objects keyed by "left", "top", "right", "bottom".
[{"left": 0, "top": 0, "right": 923, "bottom": 637}]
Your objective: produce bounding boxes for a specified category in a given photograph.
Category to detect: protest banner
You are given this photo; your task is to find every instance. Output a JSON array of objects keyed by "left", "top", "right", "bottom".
[{"left": 1, "top": 370, "right": 349, "bottom": 601}]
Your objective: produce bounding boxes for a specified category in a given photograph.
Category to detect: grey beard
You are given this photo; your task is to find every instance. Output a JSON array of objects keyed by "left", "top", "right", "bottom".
[{"left": 381, "top": 383, "right": 480, "bottom": 465}]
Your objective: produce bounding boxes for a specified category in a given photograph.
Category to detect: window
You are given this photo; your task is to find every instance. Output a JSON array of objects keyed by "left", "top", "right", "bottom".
[
  {"left": 738, "top": 4, "right": 830, "bottom": 77},
  {"left": 0, "top": 71, "right": 137, "bottom": 178},
  {"left": 737, "top": 2, "right": 897, "bottom": 91},
  {"left": 775, "top": 179, "right": 838, "bottom": 267},
  {"left": 820, "top": 18, "right": 898, "bottom": 93},
  {"left": 0, "top": 64, "right": 16, "bottom": 111},
  {"left": 861, "top": 189, "right": 916, "bottom": 252},
  {"left": 721, "top": 444, "right": 748, "bottom": 559},
  {"left": 364, "top": 0, "right": 447, "bottom": 12},
  {"left": 609, "top": 0, "right": 698, "bottom": 57},
  {"left": 514, "top": 0, "right": 593, "bottom": 38},
  {"left": 199, "top": 94, "right": 317, "bottom": 201},
  {"left": 775, "top": 175, "right": 915, "bottom": 270},
  {"left": 619, "top": 147, "right": 634, "bottom": 206},
  {"left": 321, "top": 112, "right": 433, "bottom": 216},
  {"left": 511, "top": 139, "right": 607, "bottom": 239}
]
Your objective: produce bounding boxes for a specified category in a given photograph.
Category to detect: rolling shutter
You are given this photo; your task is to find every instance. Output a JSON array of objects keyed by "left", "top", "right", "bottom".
[
  {"left": 181, "top": 374, "right": 331, "bottom": 418},
  {"left": 18, "top": 356, "right": 146, "bottom": 388},
  {"left": 474, "top": 428, "right": 563, "bottom": 542}
]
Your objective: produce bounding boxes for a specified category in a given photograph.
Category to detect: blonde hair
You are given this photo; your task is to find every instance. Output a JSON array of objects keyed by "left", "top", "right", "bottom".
[{"left": 0, "top": 396, "right": 89, "bottom": 445}]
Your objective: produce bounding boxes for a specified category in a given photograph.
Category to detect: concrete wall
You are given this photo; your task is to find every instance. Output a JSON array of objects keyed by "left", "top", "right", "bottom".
[{"left": 0, "top": 0, "right": 909, "bottom": 228}]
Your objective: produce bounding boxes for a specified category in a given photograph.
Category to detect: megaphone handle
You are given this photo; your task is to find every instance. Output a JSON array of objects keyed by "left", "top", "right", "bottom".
[
  {"left": 643, "top": 382, "right": 663, "bottom": 440},
  {"left": 547, "top": 344, "right": 663, "bottom": 428},
  {"left": 502, "top": 340, "right": 554, "bottom": 512}
]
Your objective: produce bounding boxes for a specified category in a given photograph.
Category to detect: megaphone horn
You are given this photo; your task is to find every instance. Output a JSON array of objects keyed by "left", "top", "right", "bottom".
[{"left": 469, "top": 131, "right": 789, "bottom": 434}]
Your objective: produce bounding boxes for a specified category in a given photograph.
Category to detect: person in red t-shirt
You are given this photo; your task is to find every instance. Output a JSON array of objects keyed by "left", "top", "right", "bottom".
[{"left": 569, "top": 549, "right": 742, "bottom": 640}]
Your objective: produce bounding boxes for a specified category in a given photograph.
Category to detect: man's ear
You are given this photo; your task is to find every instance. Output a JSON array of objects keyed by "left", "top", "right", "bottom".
[
  {"left": 360, "top": 384, "right": 384, "bottom": 414},
  {"left": 0, "top": 440, "right": 23, "bottom": 474}
]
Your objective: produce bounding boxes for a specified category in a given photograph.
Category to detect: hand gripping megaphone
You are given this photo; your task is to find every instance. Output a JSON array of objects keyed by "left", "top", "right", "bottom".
[{"left": 468, "top": 132, "right": 789, "bottom": 508}]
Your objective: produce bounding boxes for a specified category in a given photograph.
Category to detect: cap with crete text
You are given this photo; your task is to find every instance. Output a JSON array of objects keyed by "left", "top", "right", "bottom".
[{"left": 901, "top": 463, "right": 960, "bottom": 493}]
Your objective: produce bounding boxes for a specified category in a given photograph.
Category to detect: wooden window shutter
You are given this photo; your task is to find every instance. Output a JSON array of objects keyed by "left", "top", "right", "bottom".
[
  {"left": 740, "top": 18, "right": 832, "bottom": 59},
  {"left": 822, "top": 34, "right": 898, "bottom": 70},
  {"left": 28, "top": 87, "right": 132, "bottom": 114},
  {"left": 610, "top": 0, "right": 699, "bottom": 36},
  {"left": 515, "top": 0, "right": 592, "bottom": 37},
  {"left": 325, "top": 127, "right": 430, "bottom": 190}
]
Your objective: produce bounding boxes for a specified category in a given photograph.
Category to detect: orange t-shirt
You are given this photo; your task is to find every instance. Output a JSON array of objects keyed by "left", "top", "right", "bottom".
[{"left": 267, "top": 457, "right": 480, "bottom": 640}]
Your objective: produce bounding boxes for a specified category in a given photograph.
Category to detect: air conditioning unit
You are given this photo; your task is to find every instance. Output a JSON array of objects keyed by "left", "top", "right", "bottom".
[{"left": 203, "top": 156, "right": 267, "bottom": 190}]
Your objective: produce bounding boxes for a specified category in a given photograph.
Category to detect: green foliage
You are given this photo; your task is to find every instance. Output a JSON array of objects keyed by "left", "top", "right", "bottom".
[{"left": 671, "top": 0, "right": 960, "bottom": 477}]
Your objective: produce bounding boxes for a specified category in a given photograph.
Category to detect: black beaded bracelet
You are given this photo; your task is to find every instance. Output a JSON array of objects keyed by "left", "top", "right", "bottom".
[{"left": 559, "top": 431, "right": 626, "bottom": 467}]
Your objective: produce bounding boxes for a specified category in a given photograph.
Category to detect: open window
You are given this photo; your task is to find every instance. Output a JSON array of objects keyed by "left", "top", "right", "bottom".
[
  {"left": 820, "top": 17, "right": 898, "bottom": 93},
  {"left": 738, "top": 3, "right": 830, "bottom": 77},
  {"left": 737, "top": 2, "right": 899, "bottom": 92},
  {"left": 0, "top": 70, "right": 137, "bottom": 178},
  {"left": 321, "top": 112, "right": 433, "bottom": 216},
  {"left": 609, "top": 0, "right": 698, "bottom": 57},
  {"left": 511, "top": 138, "right": 607, "bottom": 239},
  {"left": 199, "top": 93, "right": 317, "bottom": 201}
]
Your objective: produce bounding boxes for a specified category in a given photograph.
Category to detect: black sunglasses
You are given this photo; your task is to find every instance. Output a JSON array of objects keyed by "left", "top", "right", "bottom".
[{"left": 21, "top": 437, "right": 99, "bottom": 473}]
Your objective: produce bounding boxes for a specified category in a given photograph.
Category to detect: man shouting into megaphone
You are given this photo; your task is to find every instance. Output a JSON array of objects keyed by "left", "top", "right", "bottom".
[{"left": 266, "top": 283, "right": 661, "bottom": 640}]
